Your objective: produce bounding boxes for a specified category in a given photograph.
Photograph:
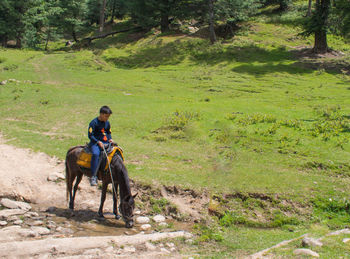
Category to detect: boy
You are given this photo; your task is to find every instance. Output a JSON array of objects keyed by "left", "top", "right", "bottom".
[{"left": 88, "top": 106, "right": 113, "bottom": 186}]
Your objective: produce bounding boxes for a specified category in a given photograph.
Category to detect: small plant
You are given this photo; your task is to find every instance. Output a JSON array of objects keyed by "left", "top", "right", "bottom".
[{"left": 150, "top": 197, "right": 169, "bottom": 214}]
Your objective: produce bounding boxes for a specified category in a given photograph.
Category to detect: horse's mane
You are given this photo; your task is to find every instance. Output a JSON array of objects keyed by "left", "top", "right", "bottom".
[{"left": 111, "top": 155, "right": 131, "bottom": 199}]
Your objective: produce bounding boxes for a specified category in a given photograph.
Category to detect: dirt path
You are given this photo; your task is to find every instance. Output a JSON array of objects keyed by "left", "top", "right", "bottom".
[{"left": 0, "top": 136, "right": 194, "bottom": 258}]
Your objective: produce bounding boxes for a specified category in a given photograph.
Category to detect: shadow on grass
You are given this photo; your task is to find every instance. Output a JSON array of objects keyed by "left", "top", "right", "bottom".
[{"left": 105, "top": 40, "right": 295, "bottom": 68}]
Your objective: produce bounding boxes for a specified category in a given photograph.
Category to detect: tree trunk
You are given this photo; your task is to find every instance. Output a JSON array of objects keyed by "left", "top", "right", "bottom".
[
  {"left": 110, "top": 0, "right": 117, "bottom": 23},
  {"left": 1, "top": 36, "right": 8, "bottom": 47},
  {"left": 208, "top": 0, "right": 216, "bottom": 44},
  {"left": 313, "top": 0, "right": 330, "bottom": 53},
  {"left": 99, "top": 0, "right": 107, "bottom": 33},
  {"left": 45, "top": 28, "right": 50, "bottom": 51},
  {"left": 16, "top": 36, "right": 21, "bottom": 48},
  {"left": 160, "top": 14, "right": 170, "bottom": 33},
  {"left": 72, "top": 29, "right": 78, "bottom": 42},
  {"left": 307, "top": 0, "right": 312, "bottom": 16}
]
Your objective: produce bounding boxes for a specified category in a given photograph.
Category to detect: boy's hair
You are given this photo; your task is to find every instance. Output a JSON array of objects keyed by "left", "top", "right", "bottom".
[{"left": 100, "top": 105, "right": 113, "bottom": 114}]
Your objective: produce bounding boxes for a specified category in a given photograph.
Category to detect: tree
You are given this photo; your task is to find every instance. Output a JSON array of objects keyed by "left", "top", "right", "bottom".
[
  {"left": 303, "top": 0, "right": 331, "bottom": 53},
  {"left": 99, "top": 0, "right": 107, "bottom": 32},
  {"left": 333, "top": 0, "right": 350, "bottom": 38},
  {"left": 307, "top": 0, "right": 312, "bottom": 17},
  {"left": 58, "top": 0, "right": 89, "bottom": 42}
]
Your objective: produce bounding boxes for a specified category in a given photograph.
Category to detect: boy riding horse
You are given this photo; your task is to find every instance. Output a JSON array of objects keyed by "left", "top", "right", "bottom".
[{"left": 88, "top": 106, "right": 114, "bottom": 186}]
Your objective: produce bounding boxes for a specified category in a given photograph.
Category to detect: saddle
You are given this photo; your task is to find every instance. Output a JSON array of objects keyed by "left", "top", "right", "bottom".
[{"left": 76, "top": 143, "right": 124, "bottom": 172}]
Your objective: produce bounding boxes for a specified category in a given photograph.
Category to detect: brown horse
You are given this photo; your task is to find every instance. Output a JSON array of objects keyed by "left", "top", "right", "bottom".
[{"left": 65, "top": 145, "right": 136, "bottom": 228}]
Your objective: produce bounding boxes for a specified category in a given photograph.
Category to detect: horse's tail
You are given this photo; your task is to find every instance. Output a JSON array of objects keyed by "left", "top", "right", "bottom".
[{"left": 65, "top": 152, "right": 70, "bottom": 203}]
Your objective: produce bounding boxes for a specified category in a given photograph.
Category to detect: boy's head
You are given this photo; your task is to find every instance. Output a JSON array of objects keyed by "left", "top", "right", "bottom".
[{"left": 99, "top": 106, "right": 112, "bottom": 122}]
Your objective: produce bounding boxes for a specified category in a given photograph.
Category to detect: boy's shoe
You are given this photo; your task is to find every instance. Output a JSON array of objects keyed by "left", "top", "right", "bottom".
[{"left": 90, "top": 176, "right": 98, "bottom": 186}]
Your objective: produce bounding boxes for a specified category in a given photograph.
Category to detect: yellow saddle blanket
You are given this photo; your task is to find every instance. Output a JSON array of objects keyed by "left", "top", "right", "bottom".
[{"left": 77, "top": 146, "right": 124, "bottom": 170}]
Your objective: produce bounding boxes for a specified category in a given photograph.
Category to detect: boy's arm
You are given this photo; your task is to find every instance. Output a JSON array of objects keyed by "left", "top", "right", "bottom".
[
  {"left": 106, "top": 121, "right": 112, "bottom": 140},
  {"left": 88, "top": 122, "right": 99, "bottom": 144}
]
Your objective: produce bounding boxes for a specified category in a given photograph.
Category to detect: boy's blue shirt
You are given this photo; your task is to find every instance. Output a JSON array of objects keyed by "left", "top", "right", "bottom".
[{"left": 88, "top": 117, "right": 112, "bottom": 145}]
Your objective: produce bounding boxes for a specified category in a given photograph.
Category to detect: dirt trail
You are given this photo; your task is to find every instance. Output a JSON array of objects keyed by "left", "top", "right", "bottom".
[{"left": 0, "top": 136, "right": 194, "bottom": 258}]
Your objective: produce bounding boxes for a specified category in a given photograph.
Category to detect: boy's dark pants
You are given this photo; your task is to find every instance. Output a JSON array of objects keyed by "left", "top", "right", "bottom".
[{"left": 90, "top": 143, "right": 101, "bottom": 178}]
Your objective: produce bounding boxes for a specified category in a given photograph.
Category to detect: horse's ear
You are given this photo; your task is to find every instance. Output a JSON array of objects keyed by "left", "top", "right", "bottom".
[{"left": 132, "top": 193, "right": 138, "bottom": 199}]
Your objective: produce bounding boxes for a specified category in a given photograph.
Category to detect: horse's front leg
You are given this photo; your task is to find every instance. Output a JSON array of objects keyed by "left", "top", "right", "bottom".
[
  {"left": 113, "top": 185, "right": 120, "bottom": 220},
  {"left": 98, "top": 181, "right": 108, "bottom": 218}
]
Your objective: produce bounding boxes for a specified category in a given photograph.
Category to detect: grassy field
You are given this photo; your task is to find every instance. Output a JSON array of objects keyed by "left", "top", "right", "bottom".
[{"left": 1, "top": 4, "right": 350, "bottom": 257}]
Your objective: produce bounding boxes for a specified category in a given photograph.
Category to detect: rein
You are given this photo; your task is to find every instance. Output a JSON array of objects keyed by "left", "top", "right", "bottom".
[{"left": 102, "top": 145, "right": 118, "bottom": 209}]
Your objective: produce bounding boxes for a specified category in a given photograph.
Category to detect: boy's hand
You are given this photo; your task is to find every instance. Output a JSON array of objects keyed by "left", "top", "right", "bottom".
[
  {"left": 98, "top": 141, "right": 103, "bottom": 148},
  {"left": 109, "top": 139, "right": 114, "bottom": 143}
]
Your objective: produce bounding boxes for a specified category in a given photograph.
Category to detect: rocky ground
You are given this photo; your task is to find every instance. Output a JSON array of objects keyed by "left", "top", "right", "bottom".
[{"left": 0, "top": 137, "right": 195, "bottom": 258}]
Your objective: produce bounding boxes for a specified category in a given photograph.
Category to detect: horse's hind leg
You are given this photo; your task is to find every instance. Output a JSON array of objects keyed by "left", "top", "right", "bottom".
[
  {"left": 113, "top": 185, "right": 121, "bottom": 220},
  {"left": 98, "top": 181, "right": 108, "bottom": 218},
  {"left": 70, "top": 174, "right": 82, "bottom": 210}
]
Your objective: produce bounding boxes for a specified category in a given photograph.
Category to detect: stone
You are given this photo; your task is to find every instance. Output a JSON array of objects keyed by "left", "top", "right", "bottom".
[
  {"left": 136, "top": 216, "right": 150, "bottom": 224},
  {"left": 185, "top": 239, "right": 194, "bottom": 244},
  {"left": 31, "top": 226, "right": 50, "bottom": 235},
  {"left": 145, "top": 242, "right": 157, "bottom": 251},
  {"left": 0, "top": 80, "right": 7, "bottom": 85},
  {"left": 47, "top": 172, "right": 65, "bottom": 182},
  {"left": 140, "top": 224, "right": 151, "bottom": 231},
  {"left": 153, "top": 215, "right": 166, "bottom": 223},
  {"left": 13, "top": 220, "right": 23, "bottom": 225},
  {"left": 302, "top": 237, "right": 323, "bottom": 247},
  {"left": 83, "top": 248, "right": 101, "bottom": 255},
  {"left": 24, "top": 212, "right": 39, "bottom": 218},
  {"left": 188, "top": 26, "right": 199, "bottom": 34},
  {"left": 0, "top": 199, "right": 31, "bottom": 211},
  {"left": 46, "top": 207, "right": 56, "bottom": 213},
  {"left": 123, "top": 246, "right": 136, "bottom": 253},
  {"left": 30, "top": 220, "right": 44, "bottom": 226},
  {"left": 46, "top": 221, "right": 56, "bottom": 229},
  {"left": 134, "top": 210, "right": 141, "bottom": 215},
  {"left": 159, "top": 222, "right": 168, "bottom": 228},
  {"left": 160, "top": 248, "right": 171, "bottom": 254},
  {"left": 293, "top": 248, "right": 319, "bottom": 257},
  {"left": 0, "top": 221, "right": 8, "bottom": 226},
  {"left": 0, "top": 209, "right": 27, "bottom": 219},
  {"left": 184, "top": 232, "right": 193, "bottom": 239},
  {"left": 343, "top": 238, "right": 350, "bottom": 243},
  {"left": 105, "top": 246, "right": 114, "bottom": 253},
  {"left": 166, "top": 242, "right": 175, "bottom": 248},
  {"left": 7, "top": 216, "right": 19, "bottom": 222}
]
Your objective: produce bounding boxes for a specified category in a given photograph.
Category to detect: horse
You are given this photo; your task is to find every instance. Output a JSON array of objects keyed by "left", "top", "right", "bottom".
[{"left": 65, "top": 145, "right": 136, "bottom": 228}]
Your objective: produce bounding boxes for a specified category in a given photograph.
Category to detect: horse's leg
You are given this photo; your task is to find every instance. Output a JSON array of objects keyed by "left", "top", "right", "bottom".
[
  {"left": 113, "top": 184, "right": 121, "bottom": 220},
  {"left": 68, "top": 168, "right": 76, "bottom": 210},
  {"left": 98, "top": 181, "right": 108, "bottom": 218},
  {"left": 71, "top": 173, "right": 83, "bottom": 209}
]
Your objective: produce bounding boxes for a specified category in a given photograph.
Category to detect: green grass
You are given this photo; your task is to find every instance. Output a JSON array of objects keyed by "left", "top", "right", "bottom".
[{"left": 1, "top": 6, "right": 350, "bottom": 257}]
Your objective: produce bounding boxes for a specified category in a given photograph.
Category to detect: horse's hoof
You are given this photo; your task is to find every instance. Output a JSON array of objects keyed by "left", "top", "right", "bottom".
[
  {"left": 98, "top": 213, "right": 105, "bottom": 218},
  {"left": 115, "top": 214, "right": 121, "bottom": 220}
]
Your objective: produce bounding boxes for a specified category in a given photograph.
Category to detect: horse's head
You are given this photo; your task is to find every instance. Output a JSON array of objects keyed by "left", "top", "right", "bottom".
[{"left": 119, "top": 193, "right": 137, "bottom": 228}]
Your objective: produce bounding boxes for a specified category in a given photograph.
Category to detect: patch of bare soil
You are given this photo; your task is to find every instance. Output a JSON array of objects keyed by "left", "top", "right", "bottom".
[
  {"left": 0, "top": 135, "right": 197, "bottom": 258},
  {"left": 290, "top": 47, "right": 350, "bottom": 75}
]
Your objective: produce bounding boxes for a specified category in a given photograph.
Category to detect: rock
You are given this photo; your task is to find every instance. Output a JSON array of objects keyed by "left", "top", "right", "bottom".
[
  {"left": 47, "top": 172, "right": 65, "bottom": 182},
  {"left": 327, "top": 228, "right": 350, "bottom": 236},
  {"left": 31, "top": 226, "right": 50, "bottom": 235},
  {"left": 185, "top": 238, "right": 194, "bottom": 244},
  {"left": 46, "top": 221, "right": 56, "bottom": 229},
  {"left": 24, "top": 212, "right": 39, "bottom": 218},
  {"left": 302, "top": 237, "right": 323, "bottom": 247},
  {"left": 0, "top": 80, "right": 7, "bottom": 85},
  {"left": 7, "top": 216, "right": 19, "bottom": 222},
  {"left": 343, "top": 238, "right": 350, "bottom": 243},
  {"left": 0, "top": 199, "right": 31, "bottom": 211},
  {"left": 46, "top": 207, "right": 56, "bottom": 213},
  {"left": 184, "top": 232, "right": 193, "bottom": 239},
  {"left": 160, "top": 248, "right": 171, "bottom": 254},
  {"left": 0, "top": 221, "right": 8, "bottom": 226},
  {"left": 134, "top": 210, "right": 141, "bottom": 215},
  {"left": 30, "top": 220, "right": 44, "bottom": 226},
  {"left": 145, "top": 242, "right": 157, "bottom": 251},
  {"left": 123, "top": 246, "right": 136, "bottom": 253},
  {"left": 136, "top": 216, "right": 150, "bottom": 224},
  {"left": 13, "top": 220, "right": 23, "bottom": 225},
  {"left": 166, "top": 242, "right": 175, "bottom": 248},
  {"left": 159, "top": 222, "right": 168, "bottom": 228},
  {"left": 0, "top": 209, "right": 27, "bottom": 219},
  {"left": 294, "top": 248, "right": 319, "bottom": 257},
  {"left": 153, "top": 215, "right": 166, "bottom": 223},
  {"left": 83, "top": 248, "right": 101, "bottom": 255},
  {"left": 188, "top": 26, "right": 199, "bottom": 34},
  {"left": 140, "top": 224, "right": 152, "bottom": 231}
]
